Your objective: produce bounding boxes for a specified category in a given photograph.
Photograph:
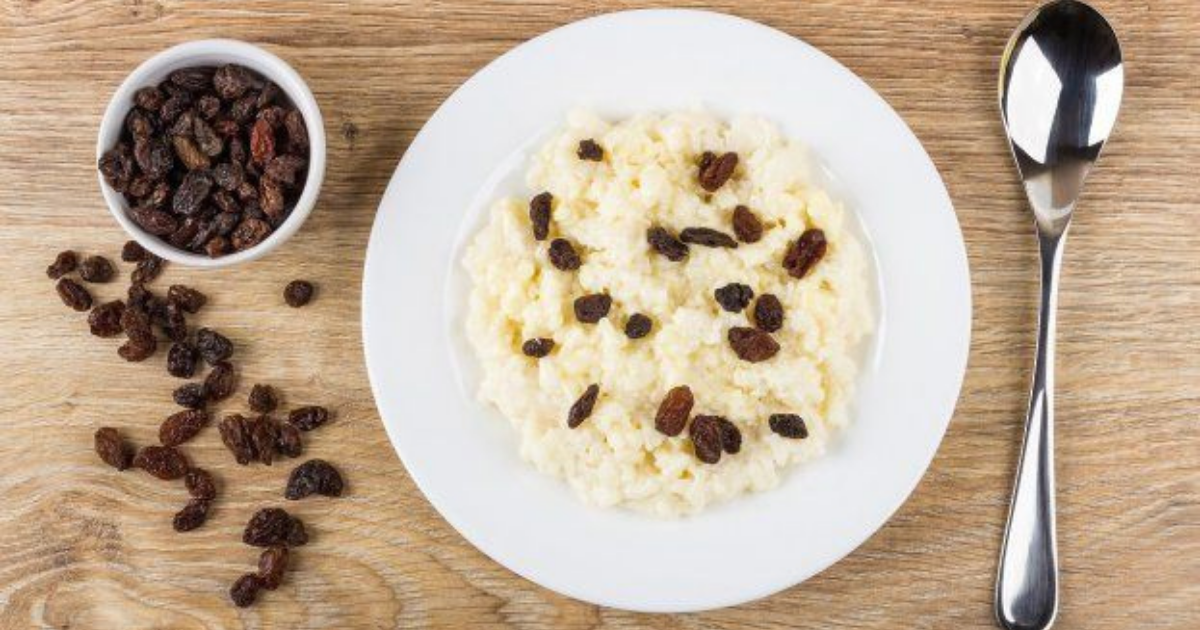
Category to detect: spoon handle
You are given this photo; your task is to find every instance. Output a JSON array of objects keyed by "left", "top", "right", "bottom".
[{"left": 996, "top": 230, "right": 1064, "bottom": 630}]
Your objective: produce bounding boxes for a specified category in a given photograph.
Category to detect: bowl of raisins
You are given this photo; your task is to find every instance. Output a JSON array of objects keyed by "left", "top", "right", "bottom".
[{"left": 97, "top": 39, "right": 326, "bottom": 267}]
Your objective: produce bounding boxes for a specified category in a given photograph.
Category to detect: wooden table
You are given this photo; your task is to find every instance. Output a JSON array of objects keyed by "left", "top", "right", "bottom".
[{"left": 2, "top": 1, "right": 1197, "bottom": 628}]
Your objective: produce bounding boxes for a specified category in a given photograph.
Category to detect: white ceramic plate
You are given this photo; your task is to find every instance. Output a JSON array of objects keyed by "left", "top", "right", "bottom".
[{"left": 362, "top": 9, "right": 970, "bottom": 613}]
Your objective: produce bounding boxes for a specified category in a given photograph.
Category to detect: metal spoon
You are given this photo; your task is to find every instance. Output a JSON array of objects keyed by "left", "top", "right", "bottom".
[{"left": 996, "top": 2, "right": 1122, "bottom": 628}]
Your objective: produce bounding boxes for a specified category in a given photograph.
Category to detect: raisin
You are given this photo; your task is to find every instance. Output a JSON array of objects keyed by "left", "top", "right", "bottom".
[
  {"left": 94, "top": 427, "right": 133, "bottom": 471},
  {"left": 231, "top": 218, "right": 271, "bottom": 251},
  {"left": 169, "top": 67, "right": 214, "bottom": 92},
  {"left": 697, "top": 151, "right": 738, "bottom": 192},
  {"left": 159, "top": 94, "right": 191, "bottom": 126},
  {"left": 98, "top": 143, "right": 135, "bottom": 191},
  {"left": 173, "top": 170, "right": 212, "bottom": 216},
  {"left": 714, "top": 283, "right": 754, "bottom": 313},
  {"left": 212, "top": 162, "right": 244, "bottom": 191},
  {"left": 185, "top": 468, "right": 217, "bottom": 500},
  {"left": 521, "top": 338, "right": 554, "bottom": 358},
  {"left": 529, "top": 192, "right": 552, "bottom": 241},
  {"left": 193, "top": 116, "right": 224, "bottom": 157},
  {"left": 173, "top": 382, "right": 207, "bottom": 409},
  {"left": 654, "top": 386, "right": 694, "bottom": 437},
  {"left": 258, "top": 105, "right": 286, "bottom": 128},
  {"left": 243, "top": 508, "right": 307, "bottom": 547},
  {"left": 46, "top": 251, "right": 77, "bottom": 279},
  {"left": 88, "top": 300, "right": 126, "bottom": 337},
  {"left": 732, "top": 205, "right": 763, "bottom": 243},
  {"left": 728, "top": 327, "right": 780, "bottom": 362},
  {"left": 689, "top": 415, "right": 724, "bottom": 464},
  {"left": 120, "top": 305, "right": 154, "bottom": 341},
  {"left": 147, "top": 181, "right": 172, "bottom": 208},
  {"left": 284, "top": 110, "right": 308, "bottom": 153},
  {"left": 257, "top": 82, "right": 281, "bottom": 109},
  {"left": 548, "top": 238, "right": 581, "bottom": 271},
  {"left": 167, "top": 284, "right": 207, "bottom": 313},
  {"left": 577, "top": 139, "right": 603, "bottom": 161},
  {"left": 167, "top": 343, "right": 199, "bottom": 378},
  {"left": 213, "top": 64, "right": 257, "bottom": 100},
  {"left": 131, "top": 205, "right": 179, "bottom": 237},
  {"left": 127, "top": 174, "right": 154, "bottom": 200},
  {"left": 264, "top": 154, "right": 306, "bottom": 187},
  {"left": 567, "top": 384, "right": 599, "bottom": 429},
  {"left": 204, "top": 361, "right": 237, "bottom": 401},
  {"left": 783, "top": 229, "right": 828, "bottom": 279},
  {"left": 230, "top": 93, "right": 257, "bottom": 124},
  {"left": 133, "top": 445, "right": 189, "bottom": 480},
  {"left": 769, "top": 414, "right": 809, "bottom": 439},
  {"left": 285, "top": 459, "right": 345, "bottom": 500},
  {"left": 196, "top": 327, "right": 233, "bottom": 364},
  {"left": 172, "top": 135, "right": 210, "bottom": 171},
  {"left": 230, "top": 573, "right": 262, "bottom": 608},
  {"left": 257, "top": 546, "right": 289, "bottom": 590},
  {"left": 219, "top": 414, "right": 255, "bottom": 465},
  {"left": 131, "top": 253, "right": 164, "bottom": 284},
  {"left": 250, "top": 117, "right": 275, "bottom": 165},
  {"left": 714, "top": 417, "right": 742, "bottom": 454},
  {"left": 118, "top": 336, "right": 157, "bottom": 362},
  {"left": 287, "top": 406, "right": 329, "bottom": 432},
  {"left": 646, "top": 227, "right": 688, "bottom": 261},
  {"left": 169, "top": 108, "right": 196, "bottom": 137},
  {"left": 275, "top": 423, "right": 303, "bottom": 458},
  {"left": 134, "top": 86, "right": 165, "bottom": 111},
  {"left": 126, "top": 109, "right": 155, "bottom": 140},
  {"left": 211, "top": 190, "right": 240, "bottom": 215},
  {"left": 134, "top": 138, "right": 174, "bottom": 180},
  {"left": 172, "top": 498, "right": 211, "bottom": 532},
  {"left": 168, "top": 217, "right": 201, "bottom": 250},
  {"left": 205, "top": 237, "right": 231, "bottom": 258},
  {"left": 753, "top": 294, "right": 784, "bottom": 332},
  {"left": 259, "top": 176, "right": 285, "bottom": 218},
  {"left": 197, "top": 94, "right": 221, "bottom": 120},
  {"left": 624, "top": 313, "right": 652, "bottom": 339},
  {"left": 249, "top": 384, "right": 278, "bottom": 413},
  {"left": 283, "top": 280, "right": 314, "bottom": 307},
  {"left": 573, "top": 294, "right": 611, "bottom": 324},
  {"left": 159, "top": 409, "right": 207, "bottom": 447},
  {"left": 56, "top": 278, "right": 92, "bottom": 311},
  {"left": 680, "top": 227, "right": 738, "bottom": 249},
  {"left": 250, "top": 416, "right": 279, "bottom": 466}
]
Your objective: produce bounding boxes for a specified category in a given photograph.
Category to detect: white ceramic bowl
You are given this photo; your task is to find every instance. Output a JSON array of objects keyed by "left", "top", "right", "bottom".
[{"left": 96, "top": 39, "right": 326, "bottom": 268}]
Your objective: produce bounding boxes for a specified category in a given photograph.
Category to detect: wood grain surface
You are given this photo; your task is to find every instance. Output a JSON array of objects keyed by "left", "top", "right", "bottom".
[{"left": 2, "top": 1, "right": 1197, "bottom": 628}]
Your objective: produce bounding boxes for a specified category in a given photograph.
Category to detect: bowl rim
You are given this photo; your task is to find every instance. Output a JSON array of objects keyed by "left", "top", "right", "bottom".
[{"left": 96, "top": 38, "right": 326, "bottom": 268}]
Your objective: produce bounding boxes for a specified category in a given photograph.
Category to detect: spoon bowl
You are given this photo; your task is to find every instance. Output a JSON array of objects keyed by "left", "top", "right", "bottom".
[{"left": 996, "top": 2, "right": 1122, "bottom": 629}]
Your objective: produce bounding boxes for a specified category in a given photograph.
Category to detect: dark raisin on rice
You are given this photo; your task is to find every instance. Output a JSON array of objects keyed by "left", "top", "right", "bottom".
[
  {"left": 577, "top": 139, "right": 604, "bottom": 161},
  {"left": 567, "top": 384, "right": 600, "bottom": 429},
  {"left": 768, "top": 414, "right": 809, "bottom": 439},
  {"left": 624, "top": 313, "right": 652, "bottom": 339},
  {"left": 521, "top": 338, "right": 555, "bottom": 358}
]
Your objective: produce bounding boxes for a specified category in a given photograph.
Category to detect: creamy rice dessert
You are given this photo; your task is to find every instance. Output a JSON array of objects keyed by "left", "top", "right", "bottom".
[{"left": 463, "top": 110, "right": 872, "bottom": 516}]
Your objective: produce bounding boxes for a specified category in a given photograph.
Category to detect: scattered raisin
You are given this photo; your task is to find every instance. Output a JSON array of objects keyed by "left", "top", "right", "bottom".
[
  {"left": 714, "top": 283, "right": 754, "bottom": 313},
  {"left": 573, "top": 294, "right": 612, "bottom": 323},
  {"left": 731, "top": 205, "right": 763, "bottom": 243},
  {"left": 56, "top": 278, "right": 92, "bottom": 311},
  {"left": 118, "top": 336, "right": 157, "bottom": 362},
  {"left": 167, "top": 284, "right": 207, "bottom": 313},
  {"left": 728, "top": 327, "right": 780, "bottom": 362},
  {"left": 714, "top": 417, "right": 742, "bottom": 454},
  {"left": 172, "top": 498, "right": 211, "bottom": 532},
  {"left": 167, "top": 342, "right": 199, "bottom": 378},
  {"left": 196, "top": 327, "right": 234, "bottom": 364},
  {"left": 249, "top": 384, "right": 279, "bottom": 413},
  {"left": 94, "top": 427, "right": 133, "bottom": 471},
  {"left": 250, "top": 416, "right": 280, "bottom": 466},
  {"left": 689, "top": 415, "right": 724, "bottom": 464},
  {"left": 173, "top": 382, "right": 208, "bottom": 409},
  {"left": 243, "top": 508, "right": 307, "bottom": 547},
  {"left": 783, "top": 228, "right": 827, "bottom": 279},
  {"left": 646, "top": 227, "right": 688, "bottom": 261},
  {"left": 577, "top": 139, "right": 603, "bottom": 161},
  {"left": 753, "top": 294, "right": 784, "bottom": 332},
  {"left": 285, "top": 459, "right": 345, "bottom": 500},
  {"left": 624, "top": 313, "right": 652, "bottom": 339},
  {"left": 654, "top": 386, "right": 694, "bottom": 437},
  {"left": 230, "top": 573, "right": 262, "bottom": 608},
  {"left": 219, "top": 414, "right": 255, "bottom": 465},
  {"left": 287, "top": 406, "right": 329, "bottom": 432},
  {"left": 697, "top": 151, "right": 738, "bottom": 191},
  {"left": 283, "top": 280, "right": 314, "bottom": 307},
  {"left": 133, "top": 445, "right": 190, "bottom": 480},
  {"left": 275, "top": 423, "right": 303, "bottom": 459},
  {"left": 46, "top": 251, "right": 78, "bottom": 279},
  {"left": 521, "top": 338, "right": 555, "bottom": 358},
  {"left": 161, "top": 303, "right": 188, "bottom": 342},
  {"left": 159, "top": 409, "right": 208, "bottom": 446},
  {"left": 204, "top": 361, "right": 237, "bottom": 401},
  {"left": 88, "top": 300, "right": 126, "bottom": 337},
  {"left": 548, "top": 238, "right": 581, "bottom": 271},
  {"left": 185, "top": 468, "right": 217, "bottom": 500},
  {"left": 132, "top": 254, "right": 164, "bottom": 284},
  {"left": 567, "top": 384, "right": 600, "bottom": 429},
  {"left": 257, "top": 546, "right": 289, "bottom": 590},
  {"left": 680, "top": 227, "right": 738, "bottom": 249},
  {"left": 529, "top": 192, "right": 552, "bottom": 241},
  {"left": 769, "top": 414, "right": 809, "bottom": 439}
]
